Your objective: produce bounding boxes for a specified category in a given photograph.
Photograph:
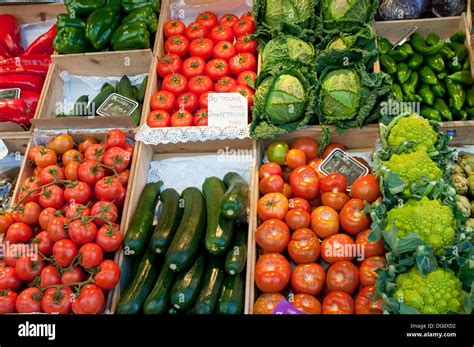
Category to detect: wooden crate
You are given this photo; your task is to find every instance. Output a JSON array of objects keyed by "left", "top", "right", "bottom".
[
  {"left": 1, "top": 132, "right": 31, "bottom": 155},
  {"left": 110, "top": 137, "right": 258, "bottom": 314},
  {"left": 32, "top": 50, "right": 154, "bottom": 130}
]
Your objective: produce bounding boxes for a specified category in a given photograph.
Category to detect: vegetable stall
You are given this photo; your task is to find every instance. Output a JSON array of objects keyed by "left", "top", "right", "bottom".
[{"left": 0, "top": 0, "right": 472, "bottom": 320}]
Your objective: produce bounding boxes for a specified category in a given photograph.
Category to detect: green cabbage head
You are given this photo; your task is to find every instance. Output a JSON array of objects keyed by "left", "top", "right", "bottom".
[
  {"left": 322, "top": 0, "right": 375, "bottom": 23},
  {"left": 263, "top": 0, "right": 314, "bottom": 29},
  {"left": 320, "top": 69, "right": 361, "bottom": 121},
  {"left": 255, "top": 74, "right": 307, "bottom": 125},
  {"left": 262, "top": 35, "right": 315, "bottom": 71}
]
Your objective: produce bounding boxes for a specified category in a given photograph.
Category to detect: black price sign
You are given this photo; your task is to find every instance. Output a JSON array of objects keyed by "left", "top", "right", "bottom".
[
  {"left": 0, "top": 88, "right": 20, "bottom": 101},
  {"left": 96, "top": 93, "right": 138, "bottom": 117},
  {"left": 318, "top": 148, "right": 369, "bottom": 188}
]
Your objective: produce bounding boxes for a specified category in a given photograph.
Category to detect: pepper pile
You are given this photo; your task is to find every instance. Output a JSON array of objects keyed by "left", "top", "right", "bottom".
[
  {"left": 0, "top": 15, "right": 56, "bottom": 126},
  {"left": 379, "top": 31, "right": 473, "bottom": 121},
  {"left": 54, "top": 0, "right": 158, "bottom": 54}
]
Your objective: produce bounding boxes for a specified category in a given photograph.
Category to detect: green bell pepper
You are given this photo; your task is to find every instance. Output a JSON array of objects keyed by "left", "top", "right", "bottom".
[
  {"left": 447, "top": 42, "right": 468, "bottom": 61},
  {"left": 86, "top": 8, "right": 120, "bottom": 50},
  {"left": 123, "top": 6, "right": 158, "bottom": 33},
  {"left": 425, "top": 54, "right": 445, "bottom": 73},
  {"left": 53, "top": 27, "right": 93, "bottom": 54},
  {"left": 405, "top": 93, "right": 422, "bottom": 103},
  {"left": 426, "top": 32, "right": 441, "bottom": 46},
  {"left": 380, "top": 55, "right": 397, "bottom": 75},
  {"left": 437, "top": 71, "right": 447, "bottom": 80},
  {"left": 107, "top": 0, "right": 123, "bottom": 15},
  {"left": 419, "top": 65, "right": 438, "bottom": 85},
  {"left": 465, "top": 107, "right": 474, "bottom": 119},
  {"left": 121, "top": 0, "right": 159, "bottom": 13},
  {"left": 111, "top": 22, "right": 150, "bottom": 51},
  {"left": 407, "top": 53, "right": 423, "bottom": 70},
  {"left": 433, "top": 98, "right": 452, "bottom": 121},
  {"left": 447, "top": 71, "right": 472, "bottom": 87},
  {"left": 388, "top": 48, "right": 409, "bottom": 62},
  {"left": 392, "top": 83, "right": 403, "bottom": 101},
  {"left": 452, "top": 108, "right": 467, "bottom": 120},
  {"left": 447, "top": 58, "right": 462, "bottom": 72},
  {"left": 400, "top": 43, "right": 414, "bottom": 56},
  {"left": 439, "top": 45, "right": 455, "bottom": 59},
  {"left": 419, "top": 84, "right": 434, "bottom": 105},
  {"left": 450, "top": 31, "right": 466, "bottom": 44},
  {"left": 420, "top": 107, "right": 441, "bottom": 121},
  {"left": 410, "top": 33, "right": 444, "bottom": 55},
  {"left": 57, "top": 14, "right": 86, "bottom": 30},
  {"left": 402, "top": 71, "right": 418, "bottom": 95},
  {"left": 378, "top": 37, "right": 391, "bottom": 55},
  {"left": 446, "top": 78, "right": 465, "bottom": 111},
  {"left": 432, "top": 83, "right": 446, "bottom": 98},
  {"left": 397, "top": 62, "right": 411, "bottom": 84},
  {"left": 466, "top": 87, "right": 474, "bottom": 107},
  {"left": 66, "top": 0, "right": 106, "bottom": 18},
  {"left": 462, "top": 58, "right": 470, "bottom": 71}
]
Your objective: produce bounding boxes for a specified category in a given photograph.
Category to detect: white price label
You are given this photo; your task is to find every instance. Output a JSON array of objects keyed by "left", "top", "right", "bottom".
[{"left": 207, "top": 93, "right": 248, "bottom": 128}]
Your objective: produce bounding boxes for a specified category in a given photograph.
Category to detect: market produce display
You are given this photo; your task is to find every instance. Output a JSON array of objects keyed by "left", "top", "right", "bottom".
[
  {"left": 54, "top": 0, "right": 158, "bottom": 54},
  {"left": 0, "top": 129, "right": 133, "bottom": 314},
  {"left": 147, "top": 11, "right": 257, "bottom": 127},
  {"left": 117, "top": 172, "right": 249, "bottom": 314},
  {"left": 0, "top": 14, "right": 55, "bottom": 126}
]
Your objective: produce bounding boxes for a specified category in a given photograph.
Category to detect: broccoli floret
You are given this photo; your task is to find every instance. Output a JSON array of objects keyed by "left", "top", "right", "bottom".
[
  {"left": 394, "top": 268, "right": 467, "bottom": 314},
  {"left": 388, "top": 114, "right": 438, "bottom": 152},
  {"left": 387, "top": 197, "right": 455, "bottom": 252}
]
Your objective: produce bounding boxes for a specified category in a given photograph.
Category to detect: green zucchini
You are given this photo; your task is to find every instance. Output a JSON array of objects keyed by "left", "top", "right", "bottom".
[
  {"left": 130, "top": 104, "right": 142, "bottom": 125},
  {"left": 131, "top": 85, "right": 139, "bottom": 101},
  {"left": 143, "top": 265, "right": 176, "bottom": 314},
  {"left": 137, "top": 75, "right": 148, "bottom": 103},
  {"left": 150, "top": 188, "right": 183, "bottom": 255},
  {"left": 117, "top": 75, "right": 134, "bottom": 100},
  {"left": 116, "top": 249, "right": 160, "bottom": 314},
  {"left": 217, "top": 274, "right": 244, "bottom": 314},
  {"left": 225, "top": 225, "right": 247, "bottom": 275},
  {"left": 101, "top": 82, "right": 113, "bottom": 91},
  {"left": 165, "top": 187, "right": 206, "bottom": 272},
  {"left": 170, "top": 254, "right": 206, "bottom": 310},
  {"left": 221, "top": 172, "right": 249, "bottom": 219},
  {"left": 124, "top": 182, "right": 162, "bottom": 256},
  {"left": 203, "top": 177, "right": 234, "bottom": 255},
  {"left": 194, "top": 256, "right": 225, "bottom": 314},
  {"left": 88, "top": 84, "right": 114, "bottom": 115},
  {"left": 69, "top": 95, "right": 89, "bottom": 116}
]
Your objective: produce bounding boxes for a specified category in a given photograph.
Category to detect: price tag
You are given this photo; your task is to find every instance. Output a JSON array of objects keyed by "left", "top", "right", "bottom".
[
  {"left": 207, "top": 93, "right": 248, "bottom": 128},
  {"left": 0, "top": 139, "right": 8, "bottom": 160},
  {"left": 96, "top": 93, "right": 138, "bottom": 117},
  {"left": 318, "top": 148, "right": 369, "bottom": 188},
  {"left": 0, "top": 88, "right": 20, "bottom": 101},
  {"left": 272, "top": 299, "right": 306, "bottom": 315}
]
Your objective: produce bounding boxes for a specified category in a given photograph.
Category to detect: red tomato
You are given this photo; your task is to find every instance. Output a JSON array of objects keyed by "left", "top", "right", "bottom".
[
  {"left": 34, "top": 148, "right": 57, "bottom": 168},
  {"left": 163, "top": 19, "right": 186, "bottom": 38},
  {"left": 256, "top": 219, "right": 290, "bottom": 253},
  {"left": 292, "top": 293, "right": 321, "bottom": 314},
  {"left": 164, "top": 34, "right": 189, "bottom": 57},
  {"left": 18, "top": 176, "right": 42, "bottom": 204},
  {"left": 230, "top": 84, "right": 254, "bottom": 108},
  {"left": 257, "top": 192, "right": 289, "bottom": 221},
  {"left": 290, "top": 165, "right": 320, "bottom": 201},
  {"left": 90, "top": 200, "right": 118, "bottom": 226},
  {"left": 326, "top": 261, "right": 359, "bottom": 295},
  {"left": 64, "top": 181, "right": 91, "bottom": 205},
  {"left": 322, "top": 143, "right": 347, "bottom": 159},
  {"left": 53, "top": 239, "right": 78, "bottom": 268},
  {"left": 229, "top": 53, "right": 256, "bottom": 76},
  {"left": 72, "top": 284, "right": 104, "bottom": 314},
  {"left": 359, "top": 256, "right": 385, "bottom": 287},
  {"left": 232, "top": 19, "right": 256, "bottom": 37},
  {"left": 116, "top": 186, "right": 127, "bottom": 207},
  {"left": 0, "top": 289, "right": 17, "bottom": 314},
  {"left": 41, "top": 287, "right": 73, "bottom": 314},
  {"left": 5, "top": 222, "right": 32, "bottom": 243},
  {"left": 205, "top": 58, "right": 229, "bottom": 81},
  {"left": 161, "top": 73, "right": 188, "bottom": 97},
  {"left": 291, "top": 138, "right": 319, "bottom": 160},
  {"left": 40, "top": 265, "right": 61, "bottom": 288},
  {"left": 320, "top": 234, "right": 355, "bottom": 264},
  {"left": 185, "top": 21, "right": 208, "bottom": 40},
  {"left": 0, "top": 211, "right": 14, "bottom": 235},
  {"left": 188, "top": 75, "right": 213, "bottom": 96},
  {"left": 64, "top": 203, "right": 90, "bottom": 219},
  {"left": 33, "top": 231, "right": 54, "bottom": 256},
  {"left": 350, "top": 174, "right": 380, "bottom": 203},
  {"left": 79, "top": 243, "right": 103, "bottom": 269},
  {"left": 17, "top": 201, "right": 41, "bottom": 226},
  {"left": 105, "top": 129, "right": 127, "bottom": 149},
  {"left": 78, "top": 136, "right": 98, "bottom": 154},
  {"left": 259, "top": 162, "right": 282, "bottom": 179},
  {"left": 355, "top": 286, "right": 383, "bottom": 314},
  {"left": 322, "top": 291, "right": 354, "bottom": 314},
  {"left": 68, "top": 219, "right": 97, "bottom": 245},
  {"left": 84, "top": 144, "right": 106, "bottom": 163},
  {"left": 182, "top": 56, "right": 206, "bottom": 79},
  {"left": 285, "top": 209, "right": 311, "bottom": 230},
  {"left": 189, "top": 38, "right": 214, "bottom": 60},
  {"left": 124, "top": 144, "right": 134, "bottom": 160},
  {"left": 259, "top": 175, "right": 284, "bottom": 195},
  {"left": 0, "top": 266, "right": 21, "bottom": 290},
  {"left": 16, "top": 287, "right": 42, "bottom": 313},
  {"left": 286, "top": 148, "right": 307, "bottom": 169},
  {"left": 94, "top": 176, "right": 123, "bottom": 202},
  {"left": 47, "top": 216, "right": 67, "bottom": 242},
  {"left": 15, "top": 255, "right": 44, "bottom": 281},
  {"left": 147, "top": 110, "right": 171, "bottom": 127},
  {"left": 176, "top": 92, "right": 199, "bottom": 113},
  {"left": 64, "top": 162, "right": 80, "bottom": 181},
  {"left": 240, "top": 11, "right": 254, "bottom": 21},
  {"left": 96, "top": 223, "right": 123, "bottom": 252},
  {"left": 171, "top": 110, "right": 194, "bottom": 127},
  {"left": 288, "top": 197, "right": 311, "bottom": 213},
  {"left": 321, "top": 192, "right": 350, "bottom": 211},
  {"left": 213, "top": 40, "right": 236, "bottom": 60},
  {"left": 150, "top": 90, "right": 176, "bottom": 112},
  {"left": 61, "top": 266, "right": 84, "bottom": 286},
  {"left": 355, "top": 229, "right": 384, "bottom": 258},
  {"left": 340, "top": 198, "right": 371, "bottom": 235},
  {"left": 196, "top": 11, "right": 218, "bottom": 30},
  {"left": 39, "top": 184, "right": 64, "bottom": 210},
  {"left": 40, "top": 165, "right": 64, "bottom": 185},
  {"left": 210, "top": 25, "right": 233, "bottom": 43},
  {"left": 103, "top": 146, "right": 131, "bottom": 173},
  {"left": 219, "top": 13, "right": 239, "bottom": 28},
  {"left": 193, "top": 108, "right": 208, "bottom": 126},
  {"left": 78, "top": 160, "right": 104, "bottom": 185},
  {"left": 237, "top": 70, "right": 256, "bottom": 89},
  {"left": 214, "top": 76, "right": 237, "bottom": 92},
  {"left": 62, "top": 149, "right": 83, "bottom": 166},
  {"left": 282, "top": 183, "right": 292, "bottom": 199},
  {"left": 287, "top": 228, "right": 320, "bottom": 264},
  {"left": 157, "top": 53, "right": 183, "bottom": 78},
  {"left": 29, "top": 145, "right": 42, "bottom": 161},
  {"left": 235, "top": 35, "right": 258, "bottom": 54},
  {"left": 253, "top": 293, "right": 285, "bottom": 314},
  {"left": 255, "top": 253, "right": 291, "bottom": 293},
  {"left": 198, "top": 91, "right": 209, "bottom": 109},
  {"left": 291, "top": 263, "right": 326, "bottom": 296},
  {"left": 93, "top": 260, "right": 121, "bottom": 290},
  {"left": 320, "top": 173, "right": 347, "bottom": 194}
]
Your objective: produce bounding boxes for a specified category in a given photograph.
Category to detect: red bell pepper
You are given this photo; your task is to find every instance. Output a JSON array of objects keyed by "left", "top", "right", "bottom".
[
  {"left": 0, "top": 44, "right": 13, "bottom": 61},
  {"left": 0, "top": 15, "right": 23, "bottom": 56},
  {"left": 23, "top": 24, "right": 57, "bottom": 56},
  {"left": 0, "top": 54, "right": 51, "bottom": 67},
  {"left": 0, "top": 63, "right": 49, "bottom": 76},
  {"left": 0, "top": 74, "right": 44, "bottom": 93},
  {"left": 20, "top": 91, "right": 40, "bottom": 116},
  {"left": 0, "top": 98, "right": 32, "bottom": 126}
]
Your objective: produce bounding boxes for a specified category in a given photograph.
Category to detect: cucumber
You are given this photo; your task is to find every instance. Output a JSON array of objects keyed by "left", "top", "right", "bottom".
[
  {"left": 131, "top": 85, "right": 139, "bottom": 101},
  {"left": 124, "top": 182, "right": 162, "bottom": 256},
  {"left": 150, "top": 188, "right": 183, "bottom": 255},
  {"left": 203, "top": 177, "right": 234, "bottom": 255},
  {"left": 170, "top": 254, "right": 206, "bottom": 310},
  {"left": 130, "top": 104, "right": 142, "bottom": 125},
  {"left": 101, "top": 82, "right": 113, "bottom": 92},
  {"left": 221, "top": 172, "right": 249, "bottom": 219},
  {"left": 137, "top": 76, "right": 148, "bottom": 103},
  {"left": 165, "top": 187, "right": 206, "bottom": 272},
  {"left": 225, "top": 225, "right": 247, "bottom": 275},
  {"left": 116, "top": 249, "right": 160, "bottom": 314},
  {"left": 88, "top": 84, "right": 114, "bottom": 115},
  {"left": 194, "top": 256, "right": 225, "bottom": 314},
  {"left": 69, "top": 95, "right": 89, "bottom": 116},
  {"left": 217, "top": 273, "right": 244, "bottom": 314},
  {"left": 143, "top": 264, "right": 176, "bottom": 314},
  {"left": 117, "top": 75, "right": 134, "bottom": 100}
]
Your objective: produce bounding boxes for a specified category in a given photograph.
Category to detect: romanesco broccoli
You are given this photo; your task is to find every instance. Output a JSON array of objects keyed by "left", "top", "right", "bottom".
[
  {"left": 387, "top": 197, "right": 455, "bottom": 251},
  {"left": 387, "top": 114, "right": 438, "bottom": 152},
  {"left": 394, "top": 267, "right": 467, "bottom": 314}
]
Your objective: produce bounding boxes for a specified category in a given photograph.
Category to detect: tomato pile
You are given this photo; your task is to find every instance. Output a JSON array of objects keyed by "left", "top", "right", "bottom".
[
  {"left": 0, "top": 129, "right": 133, "bottom": 314},
  {"left": 148, "top": 11, "right": 257, "bottom": 127},
  {"left": 253, "top": 137, "right": 386, "bottom": 315}
]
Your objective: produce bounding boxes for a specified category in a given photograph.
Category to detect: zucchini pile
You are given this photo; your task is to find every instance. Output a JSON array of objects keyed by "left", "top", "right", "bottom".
[{"left": 118, "top": 172, "right": 249, "bottom": 314}]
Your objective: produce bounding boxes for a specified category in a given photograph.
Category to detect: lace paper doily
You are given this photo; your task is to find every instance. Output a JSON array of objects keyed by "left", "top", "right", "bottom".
[
  {"left": 33, "top": 128, "right": 129, "bottom": 134},
  {"left": 135, "top": 125, "right": 250, "bottom": 144}
]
